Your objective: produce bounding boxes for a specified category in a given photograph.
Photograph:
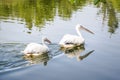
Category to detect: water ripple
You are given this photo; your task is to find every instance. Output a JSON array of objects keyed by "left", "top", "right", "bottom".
[{"left": 0, "top": 43, "right": 62, "bottom": 72}]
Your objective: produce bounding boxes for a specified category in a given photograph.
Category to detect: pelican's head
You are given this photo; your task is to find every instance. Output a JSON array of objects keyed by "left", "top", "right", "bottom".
[
  {"left": 76, "top": 24, "right": 81, "bottom": 30},
  {"left": 42, "top": 37, "right": 51, "bottom": 44},
  {"left": 76, "top": 24, "right": 94, "bottom": 34}
]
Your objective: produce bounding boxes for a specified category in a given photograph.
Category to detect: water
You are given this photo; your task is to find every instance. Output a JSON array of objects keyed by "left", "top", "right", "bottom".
[{"left": 0, "top": 0, "right": 120, "bottom": 80}]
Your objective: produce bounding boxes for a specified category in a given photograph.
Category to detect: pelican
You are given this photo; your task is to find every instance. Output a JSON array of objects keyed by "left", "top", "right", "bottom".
[
  {"left": 59, "top": 24, "right": 94, "bottom": 48},
  {"left": 22, "top": 37, "right": 51, "bottom": 56}
]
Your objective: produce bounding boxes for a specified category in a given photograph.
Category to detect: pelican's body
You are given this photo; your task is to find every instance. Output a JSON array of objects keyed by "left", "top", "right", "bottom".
[
  {"left": 59, "top": 24, "right": 94, "bottom": 48},
  {"left": 23, "top": 43, "right": 49, "bottom": 55},
  {"left": 59, "top": 34, "right": 84, "bottom": 47},
  {"left": 22, "top": 37, "right": 51, "bottom": 56}
]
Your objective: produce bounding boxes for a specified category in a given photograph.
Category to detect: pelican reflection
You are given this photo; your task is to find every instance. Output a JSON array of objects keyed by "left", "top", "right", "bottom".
[
  {"left": 60, "top": 45, "right": 94, "bottom": 61},
  {"left": 23, "top": 53, "right": 50, "bottom": 66}
]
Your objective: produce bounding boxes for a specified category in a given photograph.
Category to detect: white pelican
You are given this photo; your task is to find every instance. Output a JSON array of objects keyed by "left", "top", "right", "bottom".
[
  {"left": 59, "top": 24, "right": 94, "bottom": 48},
  {"left": 22, "top": 37, "right": 51, "bottom": 56}
]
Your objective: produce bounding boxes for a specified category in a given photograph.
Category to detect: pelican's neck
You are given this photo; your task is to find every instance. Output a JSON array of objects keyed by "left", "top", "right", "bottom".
[
  {"left": 42, "top": 39, "right": 46, "bottom": 46},
  {"left": 76, "top": 26, "right": 83, "bottom": 38}
]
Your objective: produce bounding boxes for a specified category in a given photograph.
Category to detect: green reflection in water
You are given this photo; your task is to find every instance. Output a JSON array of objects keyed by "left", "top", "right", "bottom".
[
  {"left": 95, "top": 0, "right": 119, "bottom": 34},
  {"left": 0, "top": 0, "right": 120, "bottom": 34},
  {"left": 0, "top": 0, "right": 86, "bottom": 29}
]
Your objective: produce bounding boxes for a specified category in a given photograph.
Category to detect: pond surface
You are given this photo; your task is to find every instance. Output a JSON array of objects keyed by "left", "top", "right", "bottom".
[{"left": 0, "top": 0, "right": 120, "bottom": 80}]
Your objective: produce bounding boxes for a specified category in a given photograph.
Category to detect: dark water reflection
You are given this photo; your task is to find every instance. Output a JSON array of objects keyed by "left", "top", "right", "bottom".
[{"left": 0, "top": 0, "right": 120, "bottom": 80}]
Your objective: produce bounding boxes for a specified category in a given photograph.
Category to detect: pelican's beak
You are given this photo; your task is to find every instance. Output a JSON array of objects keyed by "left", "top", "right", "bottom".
[
  {"left": 45, "top": 38, "right": 51, "bottom": 44},
  {"left": 80, "top": 26, "right": 94, "bottom": 34}
]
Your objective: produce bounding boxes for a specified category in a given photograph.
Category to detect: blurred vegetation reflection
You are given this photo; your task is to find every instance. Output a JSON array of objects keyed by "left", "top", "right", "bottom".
[
  {"left": 95, "top": 0, "right": 120, "bottom": 34},
  {"left": 0, "top": 0, "right": 86, "bottom": 29},
  {"left": 0, "top": 0, "right": 120, "bottom": 34}
]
